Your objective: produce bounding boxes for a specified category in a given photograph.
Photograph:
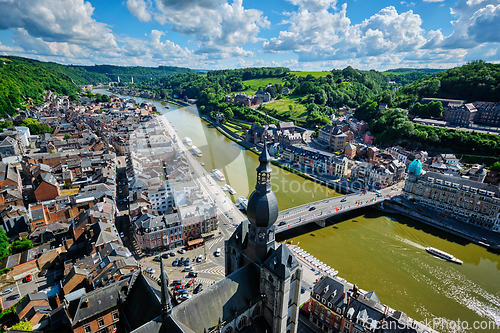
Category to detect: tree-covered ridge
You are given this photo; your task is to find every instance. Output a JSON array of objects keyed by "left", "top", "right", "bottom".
[
  {"left": 355, "top": 100, "right": 500, "bottom": 157},
  {"left": 384, "top": 68, "right": 445, "bottom": 74},
  {"left": 390, "top": 60, "right": 500, "bottom": 108},
  {"left": 0, "top": 56, "right": 80, "bottom": 117},
  {"left": 78, "top": 64, "right": 194, "bottom": 83}
]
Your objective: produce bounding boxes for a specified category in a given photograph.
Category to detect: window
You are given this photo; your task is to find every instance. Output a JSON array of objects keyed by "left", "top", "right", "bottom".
[
  {"left": 84, "top": 325, "right": 92, "bottom": 333},
  {"left": 98, "top": 318, "right": 105, "bottom": 328},
  {"left": 112, "top": 311, "right": 119, "bottom": 321}
]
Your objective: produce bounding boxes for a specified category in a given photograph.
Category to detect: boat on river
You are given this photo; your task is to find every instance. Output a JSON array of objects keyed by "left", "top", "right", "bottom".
[
  {"left": 183, "top": 137, "right": 193, "bottom": 146},
  {"left": 221, "top": 184, "right": 236, "bottom": 195},
  {"left": 425, "top": 247, "right": 463, "bottom": 264},
  {"left": 211, "top": 169, "right": 225, "bottom": 181},
  {"left": 190, "top": 145, "right": 202, "bottom": 157},
  {"left": 237, "top": 196, "right": 248, "bottom": 210}
]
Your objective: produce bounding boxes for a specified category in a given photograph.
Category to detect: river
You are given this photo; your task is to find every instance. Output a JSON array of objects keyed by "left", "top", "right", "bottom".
[{"left": 95, "top": 89, "right": 500, "bottom": 332}]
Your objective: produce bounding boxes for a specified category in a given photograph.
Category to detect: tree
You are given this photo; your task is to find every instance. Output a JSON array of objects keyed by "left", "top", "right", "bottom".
[
  {"left": 10, "top": 320, "right": 33, "bottom": 331},
  {"left": 0, "top": 229, "right": 9, "bottom": 260},
  {"left": 64, "top": 134, "right": 71, "bottom": 140},
  {"left": 9, "top": 238, "right": 33, "bottom": 255}
]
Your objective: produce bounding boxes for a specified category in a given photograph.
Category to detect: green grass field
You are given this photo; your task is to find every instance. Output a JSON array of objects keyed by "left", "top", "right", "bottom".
[
  {"left": 263, "top": 95, "right": 308, "bottom": 125},
  {"left": 290, "top": 71, "right": 330, "bottom": 78},
  {"left": 238, "top": 77, "right": 284, "bottom": 94}
]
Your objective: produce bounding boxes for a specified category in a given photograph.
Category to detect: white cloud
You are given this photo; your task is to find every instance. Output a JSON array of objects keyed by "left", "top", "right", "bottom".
[
  {"left": 468, "top": 4, "right": 500, "bottom": 43},
  {"left": 264, "top": 3, "right": 427, "bottom": 62},
  {"left": 441, "top": 0, "right": 500, "bottom": 48},
  {"left": 0, "top": 0, "right": 117, "bottom": 50},
  {"left": 423, "top": 0, "right": 445, "bottom": 2},
  {"left": 127, "top": 0, "right": 152, "bottom": 22},
  {"left": 126, "top": 0, "right": 268, "bottom": 56}
]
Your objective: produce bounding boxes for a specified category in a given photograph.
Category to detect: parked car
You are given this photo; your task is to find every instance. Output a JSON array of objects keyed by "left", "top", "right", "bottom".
[
  {"left": 177, "top": 289, "right": 189, "bottom": 295},
  {"left": 308, "top": 206, "right": 316, "bottom": 211},
  {"left": 301, "top": 286, "right": 306, "bottom": 294},
  {"left": 6, "top": 294, "right": 20, "bottom": 301},
  {"left": 186, "top": 279, "right": 194, "bottom": 288},
  {"left": 24, "top": 274, "right": 32, "bottom": 283},
  {"left": 188, "top": 271, "right": 198, "bottom": 278},
  {"left": 120, "top": 232, "right": 125, "bottom": 238},
  {"left": 173, "top": 284, "right": 184, "bottom": 291},
  {"left": 194, "top": 284, "right": 203, "bottom": 294},
  {"left": 438, "top": 213, "right": 447, "bottom": 218},
  {"left": 185, "top": 258, "right": 190, "bottom": 266},
  {"left": 1, "top": 288, "right": 13, "bottom": 295},
  {"left": 153, "top": 256, "right": 161, "bottom": 262},
  {"left": 178, "top": 248, "right": 186, "bottom": 254},
  {"left": 172, "top": 280, "right": 182, "bottom": 285},
  {"left": 169, "top": 252, "right": 176, "bottom": 256},
  {"left": 161, "top": 253, "right": 169, "bottom": 259},
  {"left": 145, "top": 267, "right": 155, "bottom": 274},
  {"left": 38, "top": 270, "right": 47, "bottom": 278},
  {"left": 172, "top": 258, "right": 179, "bottom": 266},
  {"left": 417, "top": 208, "right": 424, "bottom": 212},
  {"left": 179, "top": 294, "right": 191, "bottom": 301},
  {"left": 278, "top": 221, "right": 286, "bottom": 226},
  {"left": 341, "top": 197, "right": 346, "bottom": 202}
]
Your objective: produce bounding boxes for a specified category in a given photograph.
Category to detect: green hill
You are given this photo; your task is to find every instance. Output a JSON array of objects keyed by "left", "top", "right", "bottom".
[
  {"left": 392, "top": 60, "right": 500, "bottom": 107},
  {"left": 0, "top": 56, "right": 199, "bottom": 117},
  {"left": 77, "top": 64, "right": 193, "bottom": 83},
  {"left": 0, "top": 56, "right": 80, "bottom": 117}
]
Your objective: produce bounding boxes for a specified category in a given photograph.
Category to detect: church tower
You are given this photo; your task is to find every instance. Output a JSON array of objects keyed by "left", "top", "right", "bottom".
[
  {"left": 244, "top": 141, "right": 279, "bottom": 263},
  {"left": 225, "top": 142, "right": 302, "bottom": 333}
]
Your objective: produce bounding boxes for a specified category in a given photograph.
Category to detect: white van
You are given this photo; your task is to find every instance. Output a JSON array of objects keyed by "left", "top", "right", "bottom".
[{"left": 215, "top": 248, "right": 221, "bottom": 257}]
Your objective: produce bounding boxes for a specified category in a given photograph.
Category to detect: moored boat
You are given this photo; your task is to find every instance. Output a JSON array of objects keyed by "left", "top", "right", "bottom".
[
  {"left": 211, "top": 169, "right": 225, "bottom": 181},
  {"left": 425, "top": 247, "right": 463, "bottom": 264},
  {"left": 237, "top": 196, "right": 248, "bottom": 210},
  {"left": 190, "top": 145, "right": 202, "bottom": 157},
  {"left": 183, "top": 137, "right": 193, "bottom": 146}
]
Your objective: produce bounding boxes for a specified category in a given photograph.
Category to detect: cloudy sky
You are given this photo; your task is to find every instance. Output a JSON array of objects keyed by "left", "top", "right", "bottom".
[{"left": 0, "top": 0, "right": 499, "bottom": 70}]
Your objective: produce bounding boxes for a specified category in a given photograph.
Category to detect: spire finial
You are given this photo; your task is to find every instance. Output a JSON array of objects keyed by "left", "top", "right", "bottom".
[{"left": 160, "top": 258, "right": 170, "bottom": 314}]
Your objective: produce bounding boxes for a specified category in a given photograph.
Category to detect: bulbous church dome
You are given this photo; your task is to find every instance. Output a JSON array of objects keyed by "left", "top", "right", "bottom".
[{"left": 247, "top": 142, "right": 279, "bottom": 228}]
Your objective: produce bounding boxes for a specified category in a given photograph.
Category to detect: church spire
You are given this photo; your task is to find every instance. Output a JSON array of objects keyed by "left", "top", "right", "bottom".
[
  {"left": 160, "top": 258, "right": 171, "bottom": 315},
  {"left": 255, "top": 141, "right": 272, "bottom": 193}
]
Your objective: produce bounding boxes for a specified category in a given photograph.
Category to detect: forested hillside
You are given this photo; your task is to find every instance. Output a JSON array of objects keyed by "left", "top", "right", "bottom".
[
  {"left": 389, "top": 60, "right": 500, "bottom": 108},
  {"left": 0, "top": 57, "right": 80, "bottom": 117},
  {"left": 78, "top": 64, "right": 193, "bottom": 83}
]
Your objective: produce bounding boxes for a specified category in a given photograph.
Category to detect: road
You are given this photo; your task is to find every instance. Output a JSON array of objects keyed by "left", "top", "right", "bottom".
[
  {"left": 156, "top": 115, "right": 246, "bottom": 225},
  {"left": 276, "top": 184, "right": 403, "bottom": 233}
]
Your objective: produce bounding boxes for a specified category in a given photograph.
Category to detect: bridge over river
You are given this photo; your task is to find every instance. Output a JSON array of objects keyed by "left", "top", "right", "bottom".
[{"left": 275, "top": 185, "right": 403, "bottom": 233}]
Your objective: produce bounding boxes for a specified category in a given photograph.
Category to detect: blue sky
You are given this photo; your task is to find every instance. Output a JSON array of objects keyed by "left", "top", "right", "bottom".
[{"left": 0, "top": 0, "right": 499, "bottom": 70}]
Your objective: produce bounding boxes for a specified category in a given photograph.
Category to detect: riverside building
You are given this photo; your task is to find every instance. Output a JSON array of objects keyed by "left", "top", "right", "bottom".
[{"left": 404, "top": 159, "right": 500, "bottom": 232}]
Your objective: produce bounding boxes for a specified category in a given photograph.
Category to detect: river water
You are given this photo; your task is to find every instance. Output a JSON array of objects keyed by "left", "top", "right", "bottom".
[{"left": 96, "top": 89, "right": 500, "bottom": 332}]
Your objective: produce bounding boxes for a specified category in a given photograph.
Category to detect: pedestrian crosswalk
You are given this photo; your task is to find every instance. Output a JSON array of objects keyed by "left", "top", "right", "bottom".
[
  {"left": 194, "top": 278, "right": 219, "bottom": 286},
  {"left": 205, "top": 237, "right": 221, "bottom": 250},
  {"left": 198, "top": 266, "right": 225, "bottom": 276}
]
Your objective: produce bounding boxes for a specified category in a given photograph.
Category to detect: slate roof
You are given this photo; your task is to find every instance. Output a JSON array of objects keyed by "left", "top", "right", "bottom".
[
  {"left": 34, "top": 173, "right": 59, "bottom": 188},
  {"left": 423, "top": 171, "right": 500, "bottom": 196},
  {"left": 167, "top": 262, "right": 262, "bottom": 333},
  {"left": 72, "top": 279, "right": 129, "bottom": 324},
  {"left": 262, "top": 243, "right": 299, "bottom": 280},
  {"left": 123, "top": 272, "right": 163, "bottom": 331}
]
